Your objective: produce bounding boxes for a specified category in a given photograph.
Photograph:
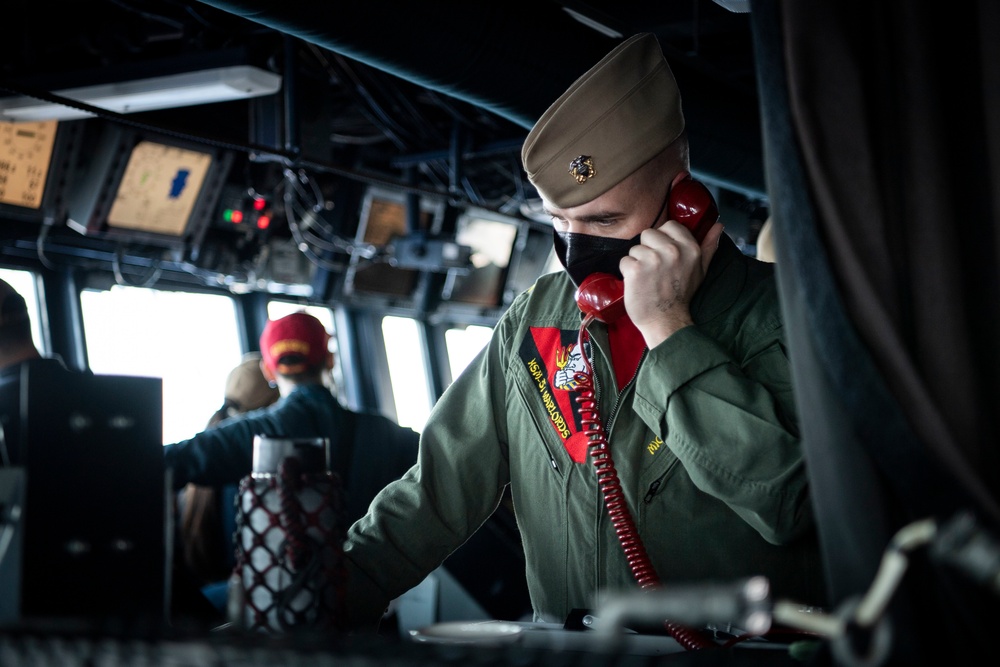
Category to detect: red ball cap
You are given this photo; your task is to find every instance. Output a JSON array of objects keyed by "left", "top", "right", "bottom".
[{"left": 259, "top": 312, "right": 329, "bottom": 375}]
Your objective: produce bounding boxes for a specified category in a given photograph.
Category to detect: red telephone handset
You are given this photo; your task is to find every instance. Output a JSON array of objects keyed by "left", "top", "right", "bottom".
[{"left": 574, "top": 176, "right": 719, "bottom": 323}]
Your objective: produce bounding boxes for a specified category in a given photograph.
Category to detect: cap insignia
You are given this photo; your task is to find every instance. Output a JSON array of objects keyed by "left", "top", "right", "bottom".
[{"left": 568, "top": 155, "right": 596, "bottom": 184}]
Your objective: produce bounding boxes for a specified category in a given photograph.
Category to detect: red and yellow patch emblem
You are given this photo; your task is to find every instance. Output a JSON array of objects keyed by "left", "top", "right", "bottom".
[{"left": 520, "top": 327, "right": 591, "bottom": 462}]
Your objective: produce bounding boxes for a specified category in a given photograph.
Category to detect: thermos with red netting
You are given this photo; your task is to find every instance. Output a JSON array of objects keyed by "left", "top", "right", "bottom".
[{"left": 228, "top": 435, "right": 346, "bottom": 633}]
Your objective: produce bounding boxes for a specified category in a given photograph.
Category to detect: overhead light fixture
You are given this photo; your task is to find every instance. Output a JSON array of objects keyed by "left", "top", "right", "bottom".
[
  {"left": 562, "top": 8, "right": 624, "bottom": 39},
  {"left": 0, "top": 65, "right": 282, "bottom": 122}
]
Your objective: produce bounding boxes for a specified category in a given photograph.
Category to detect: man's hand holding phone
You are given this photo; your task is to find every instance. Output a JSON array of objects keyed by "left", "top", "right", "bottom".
[
  {"left": 622, "top": 220, "right": 723, "bottom": 348},
  {"left": 622, "top": 174, "right": 722, "bottom": 348}
]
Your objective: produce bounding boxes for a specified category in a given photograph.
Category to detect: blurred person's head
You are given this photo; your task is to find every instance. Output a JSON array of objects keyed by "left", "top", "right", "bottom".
[
  {"left": 258, "top": 312, "right": 333, "bottom": 390},
  {"left": 0, "top": 278, "right": 40, "bottom": 369},
  {"left": 207, "top": 352, "right": 280, "bottom": 428}
]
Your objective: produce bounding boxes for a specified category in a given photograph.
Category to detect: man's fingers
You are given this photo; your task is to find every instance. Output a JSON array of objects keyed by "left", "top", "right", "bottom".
[
  {"left": 645, "top": 220, "right": 701, "bottom": 248},
  {"left": 621, "top": 220, "right": 723, "bottom": 277}
]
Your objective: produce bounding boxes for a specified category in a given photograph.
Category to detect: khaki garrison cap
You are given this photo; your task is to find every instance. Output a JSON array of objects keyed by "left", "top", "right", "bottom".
[
  {"left": 521, "top": 33, "right": 684, "bottom": 209},
  {"left": 225, "top": 352, "right": 279, "bottom": 411}
]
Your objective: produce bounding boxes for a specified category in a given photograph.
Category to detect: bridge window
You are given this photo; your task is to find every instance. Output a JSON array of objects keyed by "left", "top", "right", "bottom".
[
  {"left": 382, "top": 315, "right": 431, "bottom": 432},
  {"left": 80, "top": 286, "right": 241, "bottom": 444},
  {"left": 444, "top": 324, "right": 493, "bottom": 383}
]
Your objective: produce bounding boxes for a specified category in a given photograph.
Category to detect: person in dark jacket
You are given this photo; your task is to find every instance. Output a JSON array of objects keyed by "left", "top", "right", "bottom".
[
  {"left": 1, "top": 278, "right": 72, "bottom": 467},
  {"left": 163, "top": 311, "right": 420, "bottom": 528}
]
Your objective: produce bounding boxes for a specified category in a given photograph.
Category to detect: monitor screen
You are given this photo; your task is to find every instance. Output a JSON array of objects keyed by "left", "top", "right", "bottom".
[
  {"left": 66, "top": 123, "right": 233, "bottom": 250},
  {"left": 105, "top": 140, "right": 213, "bottom": 237},
  {"left": 444, "top": 209, "right": 520, "bottom": 308},
  {"left": 0, "top": 120, "right": 59, "bottom": 210},
  {"left": 345, "top": 188, "right": 440, "bottom": 299},
  {"left": 351, "top": 195, "right": 419, "bottom": 297}
]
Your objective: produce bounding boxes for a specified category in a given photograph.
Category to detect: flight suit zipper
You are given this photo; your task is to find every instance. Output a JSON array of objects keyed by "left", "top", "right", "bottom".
[{"left": 644, "top": 478, "right": 663, "bottom": 503}]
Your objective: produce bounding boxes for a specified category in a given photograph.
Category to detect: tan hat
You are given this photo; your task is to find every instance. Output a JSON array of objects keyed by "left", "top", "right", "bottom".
[
  {"left": 521, "top": 33, "right": 684, "bottom": 209},
  {"left": 225, "top": 352, "right": 279, "bottom": 412}
]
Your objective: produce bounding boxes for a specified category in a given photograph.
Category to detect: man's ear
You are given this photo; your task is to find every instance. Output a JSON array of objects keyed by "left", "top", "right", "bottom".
[
  {"left": 669, "top": 170, "right": 691, "bottom": 189},
  {"left": 259, "top": 359, "right": 276, "bottom": 384},
  {"left": 324, "top": 351, "right": 335, "bottom": 370}
]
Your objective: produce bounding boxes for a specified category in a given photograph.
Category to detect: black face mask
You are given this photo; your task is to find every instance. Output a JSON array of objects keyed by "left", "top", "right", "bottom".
[
  {"left": 552, "top": 230, "right": 640, "bottom": 287},
  {"left": 552, "top": 186, "right": 671, "bottom": 288}
]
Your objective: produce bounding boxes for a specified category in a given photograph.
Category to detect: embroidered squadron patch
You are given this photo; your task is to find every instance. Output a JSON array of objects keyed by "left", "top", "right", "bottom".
[{"left": 519, "top": 327, "right": 592, "bottom": 463}]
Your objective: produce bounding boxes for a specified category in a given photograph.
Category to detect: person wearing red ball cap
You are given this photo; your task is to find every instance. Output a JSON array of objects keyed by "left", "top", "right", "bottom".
[
  {"left": 341, "top": 33, "right": 825, "bottom": 633},
  {"left": 163, "top": 311, "right": 419, "bottom": 530},
  {"left": 258, "top": 310, "right": 333, "bottom": 387}
]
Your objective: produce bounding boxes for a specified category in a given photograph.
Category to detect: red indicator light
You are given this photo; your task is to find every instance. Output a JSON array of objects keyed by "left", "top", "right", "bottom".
[
  {"left": 257, "top": 215, "right": 270, "bottom": 230},
  {"left": 231, "top": 210, "right": 244, "bottom": 224},
  {"left": 253, "top": 197, "right": 267, "bottom": 211}
]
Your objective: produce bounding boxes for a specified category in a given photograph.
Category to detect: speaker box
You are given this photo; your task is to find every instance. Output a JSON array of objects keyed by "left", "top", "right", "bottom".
[{"left": 0, "top": 359, "right": 166, "bottom": 629}]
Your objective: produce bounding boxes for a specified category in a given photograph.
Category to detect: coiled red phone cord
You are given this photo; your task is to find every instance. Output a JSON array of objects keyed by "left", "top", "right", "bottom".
[{"left": 574, "top": 320, "right": 714, "bottom": 650}]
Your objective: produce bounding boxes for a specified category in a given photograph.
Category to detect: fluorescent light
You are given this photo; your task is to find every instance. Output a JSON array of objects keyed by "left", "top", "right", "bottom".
[
  {"left": 562, "top": 8, "right": 624, "bottom": 39},
  {"left": 0, "top": 65, "right": 282, "bottom": 121}
]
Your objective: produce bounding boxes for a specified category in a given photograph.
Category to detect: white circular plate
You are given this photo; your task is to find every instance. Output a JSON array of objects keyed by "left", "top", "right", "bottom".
[{"left": 408, "top": 620, "right": 526, "bottom": 645}]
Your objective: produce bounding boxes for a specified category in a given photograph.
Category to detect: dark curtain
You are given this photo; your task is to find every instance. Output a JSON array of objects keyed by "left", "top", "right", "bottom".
[{"left": 752, "top": 0, "right": 1000, "bottom": 663}]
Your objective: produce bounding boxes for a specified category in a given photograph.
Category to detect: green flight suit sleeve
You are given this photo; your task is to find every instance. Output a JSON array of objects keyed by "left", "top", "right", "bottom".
[
  {"left": 342, "top": 315, "right": 515, "bottom": 629},
  {"left": 631, "top": 317, "right": 811, "bottom": 546}
]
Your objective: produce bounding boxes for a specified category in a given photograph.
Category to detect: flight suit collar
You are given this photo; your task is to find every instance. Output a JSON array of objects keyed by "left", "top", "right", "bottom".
[{"left": 690, "top": 233, "right": 747, "bottom": 324}]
